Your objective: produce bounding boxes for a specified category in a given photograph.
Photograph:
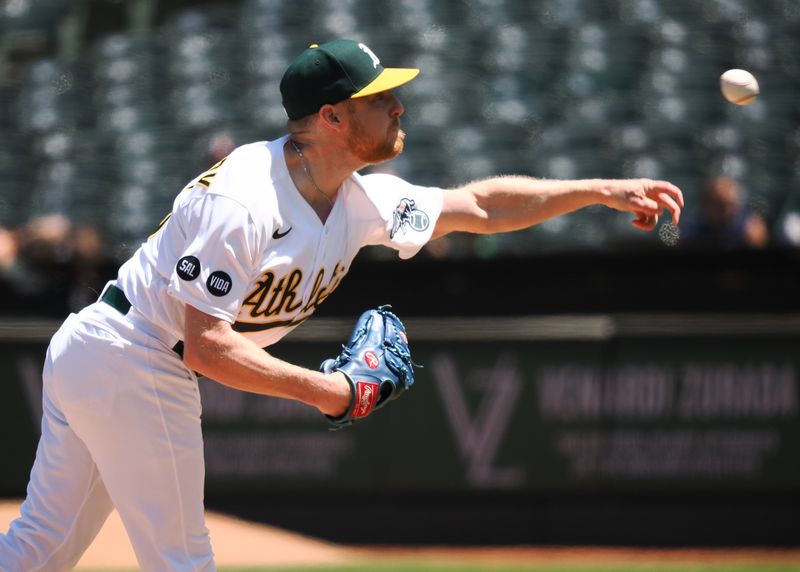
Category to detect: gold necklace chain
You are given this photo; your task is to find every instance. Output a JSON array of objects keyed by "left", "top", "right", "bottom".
[{"left": 290, "top": 139, "right": 334, "bottom": 208}]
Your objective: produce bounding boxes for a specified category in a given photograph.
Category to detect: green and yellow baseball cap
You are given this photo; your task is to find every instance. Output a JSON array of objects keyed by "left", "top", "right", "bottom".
[{"left": 280, "top": 39, "right": 419, "bottom": 120}]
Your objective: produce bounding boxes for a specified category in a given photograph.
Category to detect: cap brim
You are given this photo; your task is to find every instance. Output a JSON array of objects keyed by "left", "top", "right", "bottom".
[{"left": 351, "top": 68, "right": 420, "bottom": 98}]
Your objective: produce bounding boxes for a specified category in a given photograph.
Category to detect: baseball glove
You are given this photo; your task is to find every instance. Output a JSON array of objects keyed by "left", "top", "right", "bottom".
[{"left": 321, "top": 305, "right": 415, "bottom": 430}]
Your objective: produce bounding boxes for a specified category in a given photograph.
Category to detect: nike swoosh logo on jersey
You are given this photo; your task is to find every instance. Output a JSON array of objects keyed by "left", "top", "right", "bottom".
[{"left": 272, "top": 227, "right": 292, "bottom": 239}]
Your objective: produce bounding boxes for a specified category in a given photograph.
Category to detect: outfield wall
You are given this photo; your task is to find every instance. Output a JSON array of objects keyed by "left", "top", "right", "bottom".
[{"left": 2, "top": 313, "right": 798, "bottom": 546}]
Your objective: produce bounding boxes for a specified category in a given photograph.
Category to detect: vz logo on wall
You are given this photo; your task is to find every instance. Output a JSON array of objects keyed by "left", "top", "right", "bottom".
[
  {"left": 432, "top": 353, "right": 525, "bottom": 489},
  {"left": 390, "top": 198, "right": 429, "bottom": 239}
]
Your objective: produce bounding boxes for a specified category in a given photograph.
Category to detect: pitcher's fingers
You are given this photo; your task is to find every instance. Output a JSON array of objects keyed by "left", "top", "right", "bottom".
[
  {"left": 632, "top": 213, "right": 658, "bottom": 231},
  {"left": 631, "top": 195, "right": 660, "bottom": 214},
  {"left": 654, "top": 180, "right": 685, "bottom": 208},
  {"left": 657, "top": 192, "right": 682, "bottom": 224}
]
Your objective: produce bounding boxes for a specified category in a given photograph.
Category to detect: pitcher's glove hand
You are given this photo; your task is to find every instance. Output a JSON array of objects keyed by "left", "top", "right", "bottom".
[{"left": 321, "top": 305, "right": 415, "bottom": 430}]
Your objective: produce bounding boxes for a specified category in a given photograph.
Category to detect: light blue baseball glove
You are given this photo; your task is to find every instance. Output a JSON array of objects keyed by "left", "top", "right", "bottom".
[{"left": 321, "top": 305, "right": 416, "bottom": 430}]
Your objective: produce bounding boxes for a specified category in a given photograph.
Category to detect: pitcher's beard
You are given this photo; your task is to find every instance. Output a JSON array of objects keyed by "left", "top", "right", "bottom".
[
  {"left": 392, "top": 129, "right": 405, "bottom": 155},
  {"left": 349, "top": 122, "right": 405, "bottom": 165}
]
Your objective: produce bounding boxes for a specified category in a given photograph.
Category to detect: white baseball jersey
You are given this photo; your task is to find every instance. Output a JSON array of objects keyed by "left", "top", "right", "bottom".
[
  {"left": 116, "top": 135, "right": 444, "bottom": 348},
  {"left": 0, "top": 136, "right": 443, "bottom": 570}
]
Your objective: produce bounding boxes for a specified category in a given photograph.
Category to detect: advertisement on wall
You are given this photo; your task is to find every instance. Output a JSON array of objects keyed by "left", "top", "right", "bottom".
[
  {"left": 3, "top": 327, "right": 798, "bottom": 495},
  {"left": 197, "top": 336, "right": 800, "bottom": 494}
]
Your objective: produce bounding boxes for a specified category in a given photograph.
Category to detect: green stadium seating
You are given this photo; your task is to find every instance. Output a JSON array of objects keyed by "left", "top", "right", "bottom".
[{"left": 0, "top": 0, "right": 797, "bottom": 257}]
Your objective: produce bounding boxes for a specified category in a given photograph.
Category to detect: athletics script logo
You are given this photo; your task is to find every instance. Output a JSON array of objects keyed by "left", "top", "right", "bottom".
[{"left": 431, "top": 353, "right": 525, "bottom": 488}]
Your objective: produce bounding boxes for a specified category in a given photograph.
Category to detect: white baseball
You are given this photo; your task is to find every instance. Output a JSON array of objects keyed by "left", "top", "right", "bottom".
[{"left": 720, "top": 69, "right": 759, "bottom": 106}]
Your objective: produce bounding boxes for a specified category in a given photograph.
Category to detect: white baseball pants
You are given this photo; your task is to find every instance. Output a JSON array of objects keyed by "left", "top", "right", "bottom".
[{"left": 0, "top": 300, "right": 216, "bottom": 571}]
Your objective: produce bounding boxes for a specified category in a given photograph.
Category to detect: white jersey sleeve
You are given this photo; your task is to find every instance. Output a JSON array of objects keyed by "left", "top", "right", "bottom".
[
  {"left": 357, "top": 173, "right": 444, "bottom": 259},
  {"left": 166, "top": 192, "right": 260, "bottom": 323}
]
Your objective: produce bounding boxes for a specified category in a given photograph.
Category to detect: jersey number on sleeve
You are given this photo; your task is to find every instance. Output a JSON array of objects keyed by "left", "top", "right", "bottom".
[{"left": 148, "top": 156, "right": 229, "bottom": 238}]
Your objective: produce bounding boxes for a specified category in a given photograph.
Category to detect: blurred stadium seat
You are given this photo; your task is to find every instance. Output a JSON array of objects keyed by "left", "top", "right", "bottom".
[{"left": 0, "top": 0, "right": 797, "bottom": 258}]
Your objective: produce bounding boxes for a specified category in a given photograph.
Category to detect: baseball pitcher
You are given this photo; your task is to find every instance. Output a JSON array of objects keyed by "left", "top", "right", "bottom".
[{"left": 0, "top": 39, "right": 683, "bottom": 570}]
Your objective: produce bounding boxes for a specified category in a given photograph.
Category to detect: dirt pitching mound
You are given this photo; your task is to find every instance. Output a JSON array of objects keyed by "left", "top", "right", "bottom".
[
  {"left": 3, "top": 500, "right": 799, "bottom": 569},
  {"left": 1, "top": 499, "right": 353, "bottom": 569}
]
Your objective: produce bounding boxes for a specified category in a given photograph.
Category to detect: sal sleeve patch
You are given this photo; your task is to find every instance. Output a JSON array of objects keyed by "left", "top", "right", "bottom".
[{"left": 167, "top": 193, "right": 258, "bottom": 322}]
